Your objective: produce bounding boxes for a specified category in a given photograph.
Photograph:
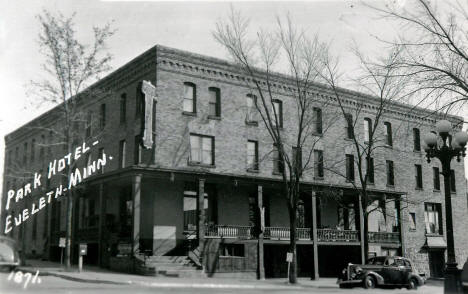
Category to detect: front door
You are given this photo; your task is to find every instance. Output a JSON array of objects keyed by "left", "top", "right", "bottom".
[{"left": 429, "top": 250, "right": 445, "bottom": 278}]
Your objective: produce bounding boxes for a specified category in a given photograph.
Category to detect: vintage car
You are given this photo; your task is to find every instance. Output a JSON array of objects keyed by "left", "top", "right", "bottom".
[
  {"left": 338, "top": 256, "right": 425, "bottom": 290},
  {"left": 0, "top": 235, "right": 21, "bottom": 271}
]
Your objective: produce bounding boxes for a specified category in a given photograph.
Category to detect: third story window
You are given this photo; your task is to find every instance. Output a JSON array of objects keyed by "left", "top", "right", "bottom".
[
  {"left": 413, "top": 128, "right": 421, "bottom": 151},
  {"left": 364, "top": 118, "right": 372, "bottom": 142},
  {"left": 272, "top": 100, "right": 283, "bottom": 128},
  {"left": 208, "top": 87, "right": 221, "bottom": 117},
  {"left": 246, "top": 94, "right": 257, "bottom": 123},
  {"left": 120, "top": 93, "right": 127, "bottom": 124},
  {"left": 293, "top": 147, "right": 303, "bottom": 173},
  {"left": 183, "top": 82, "right": 196, "bottom": 113},
  {"left": 384, "top": 122, "right": 393, "bottom": 146},
  {"left": 100, "top": 103, "right": 106, "bottom": 130},
  {"left": 313, "top": 107, "right": 323, "bottom": 134},
  {"left": 247, "top": 140, "right": 259, "bottom": 170},
  {"left": 345, "top": 113, "right": 354, "bottom": 139},
  {"left": 189, "top": 134, "right": 214, "bottom": 165}
]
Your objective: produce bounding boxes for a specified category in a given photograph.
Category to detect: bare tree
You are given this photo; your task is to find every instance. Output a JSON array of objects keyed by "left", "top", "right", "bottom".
[
  {"left": 318, "top": 45, "right": 411, "bottom": 261},
  {"left": 26, "top": 10, "right": 114, "bottom": 269},
  {"left": 213, "top": 9, "right": 337, "bottom": 283},
  {"left": 370, "top": 0, "right": 468, "bottom": 115}
]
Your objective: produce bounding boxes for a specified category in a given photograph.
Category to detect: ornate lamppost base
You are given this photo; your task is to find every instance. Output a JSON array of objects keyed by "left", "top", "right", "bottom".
[{"left": 444, "top": 263, "right": 463, "bottom": 294}]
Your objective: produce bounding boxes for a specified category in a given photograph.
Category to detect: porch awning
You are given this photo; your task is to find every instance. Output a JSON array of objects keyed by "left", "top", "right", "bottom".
[{"left": 426, "top": 236, "right": 447, "bottom": 249}]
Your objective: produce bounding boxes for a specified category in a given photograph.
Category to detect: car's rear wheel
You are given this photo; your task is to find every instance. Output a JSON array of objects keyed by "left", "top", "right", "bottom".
[
  {"left": 407, "top": 278, "right": 418, "bottom": 290},
  {"left": 363, "top": 276, "right": 376, "bottom": 289}
]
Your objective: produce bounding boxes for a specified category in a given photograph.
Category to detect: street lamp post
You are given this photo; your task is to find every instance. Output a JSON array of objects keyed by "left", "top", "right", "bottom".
[{"left": 423, "top": 120, "right": 467, "bottom": 294}]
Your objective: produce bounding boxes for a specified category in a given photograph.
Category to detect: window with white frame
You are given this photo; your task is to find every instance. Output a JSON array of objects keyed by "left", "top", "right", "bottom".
[
  {"left": 424, "top": 203, "right": 442, "bottom": 234},
  {"left": 190, "top": 134, "right": 214, "bottom": 165},
  {"left": 247, "top": 140, "right": 258, "bottom": 170},
  {"left": 183, "top": 82, "right": 196, "bottom": 113}
]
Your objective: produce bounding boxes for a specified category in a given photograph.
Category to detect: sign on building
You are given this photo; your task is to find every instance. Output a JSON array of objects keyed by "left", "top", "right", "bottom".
[{"left": 141, "top": 80, "right": 157, "bottom": 149}]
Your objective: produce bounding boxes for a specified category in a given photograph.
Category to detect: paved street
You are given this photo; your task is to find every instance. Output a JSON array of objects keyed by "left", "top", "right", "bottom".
[{"left": 0, "top": 272, "right": 443, "bottom": 294}]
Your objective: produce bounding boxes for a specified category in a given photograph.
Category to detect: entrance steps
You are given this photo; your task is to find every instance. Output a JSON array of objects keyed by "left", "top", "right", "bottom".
[{"left": 138, "top": 255, "right": 204, "bottom": 278}]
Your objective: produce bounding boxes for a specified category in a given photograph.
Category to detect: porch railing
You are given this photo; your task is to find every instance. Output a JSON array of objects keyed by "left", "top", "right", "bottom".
[
  {"left": 205, "top": 225, "right": 253, "bottom": 239},
  {"left": 317, "top": 229, "right": 359, "bottom": 242},
  {"left": 263, "top": 227, "right": 311, "bottom": 240},
  {"left": 368, "top": 231, "right": 400, "bottom": 243}
]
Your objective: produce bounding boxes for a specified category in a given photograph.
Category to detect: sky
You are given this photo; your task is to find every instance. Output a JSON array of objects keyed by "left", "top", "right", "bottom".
[{"left": 0, "top": 0, "right": 467, "bottom": 195}]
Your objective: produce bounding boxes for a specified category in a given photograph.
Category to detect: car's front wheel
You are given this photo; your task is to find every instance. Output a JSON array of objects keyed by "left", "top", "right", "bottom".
[
  {"left": 407, "top": 278, "right": 418, "bottom": 290},
  {"left": 363, "top": 275, "right": 376, "bottom": 289}
]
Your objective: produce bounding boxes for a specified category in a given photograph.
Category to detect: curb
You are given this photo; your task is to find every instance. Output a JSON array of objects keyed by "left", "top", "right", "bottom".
[
  {"left": 18, "top": 267, "right": 131, "bottom": 285},
  {"left": 17, "top": 267, "right": 339, "bottom": 290}
]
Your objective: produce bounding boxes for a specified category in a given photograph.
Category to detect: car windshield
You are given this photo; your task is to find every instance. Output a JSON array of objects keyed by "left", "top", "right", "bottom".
[
  {"left": 368, "top": 257, "right": 386, "bottom": 265},
  {"left": 0, "top": 242, "right": 15, "bottom": 262}
]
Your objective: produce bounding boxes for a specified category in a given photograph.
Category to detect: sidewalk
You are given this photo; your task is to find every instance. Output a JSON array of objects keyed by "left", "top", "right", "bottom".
[{"left": 17, "top": 259, "right": 338, "bottom": 290}]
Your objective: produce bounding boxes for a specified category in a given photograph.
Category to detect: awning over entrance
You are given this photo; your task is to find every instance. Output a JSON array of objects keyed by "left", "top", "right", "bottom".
[{"left": 425, "top": 236, "right": 447, "bottom": 249}]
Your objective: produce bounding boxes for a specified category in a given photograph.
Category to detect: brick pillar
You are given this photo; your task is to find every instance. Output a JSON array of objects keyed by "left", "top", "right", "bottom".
[
  {"left": 311, "top": 190, "right": 319, "bottom": 280},
  {"left": 257, "top": 185, "right": 265, "bottom": 280},
  {"left": 197, "top": 178, "right": 205, "bottom": 267},
  {"left": 132, "top": 174, "right": 142, "bottom": 256}
]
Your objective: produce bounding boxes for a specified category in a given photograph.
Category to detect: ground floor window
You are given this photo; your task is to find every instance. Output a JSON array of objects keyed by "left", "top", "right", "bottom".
[{"left": 219, "top": 243, "right": 244, "bottom": 257}]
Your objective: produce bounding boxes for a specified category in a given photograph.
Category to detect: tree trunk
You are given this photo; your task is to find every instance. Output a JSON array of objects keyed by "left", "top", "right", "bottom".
[{"left": 288, "top": 202, "right": 298, "bottom": 284}]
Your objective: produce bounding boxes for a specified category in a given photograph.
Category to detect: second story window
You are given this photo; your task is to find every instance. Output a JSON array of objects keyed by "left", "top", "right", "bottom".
[
  {"left": 346, "top": 154, "right": 354, "bottom": 182},
  {"left": 247, "top": 140, "right": 258, "bottom": 171},
  {"left": 23, "top": 142, "right": 28, "bottom": 165},
  {"left": 413, "top": 128, "right": 421, "bottom": 151},
  {"left": 183, "top": 82, "right": 196, "bottom": 113},
  {"left": 386, "top": 160, "right": 394, "bottom": 186},
  {"left": 314, "top": 149, "right": 324, "bottom": 178},
  {"left": 367, "top": 157, "right": 374, "bottom": 184},
  {"left": 31, "top": 139, "right": 36, "bottom": 162},
  {"left": 120, "top": 93, "right": 127, "bottom": 124},
  {"left": 415, "top": 164, "right": 423, "bottom": 189},
  {"left": 345, "top": 113, "right": 354, "bottom": 139},
  {"left": 119, "top": 140, "right": 126, "bottom": 168},
  {"left": 273, "top": 145, "right": 284, "bottom": 174},
  {"left": 100, "top": 104, "right": 106, "bottom": 130},
  {"left": 134, "top": 136, "right": 142, "bottom": 164},
  {"left": 246, "top": 94, "right": 257, "bottom": 124},
  {"left": 364, "top": 118, "right": 372, "bottom": 142},
  {"left": 272, "top": 100, "right": 283, "bottom": 128},
  {"left": 135, "top": 87, "right": 143, "bottom": 117},
  {"left": 189, "top": 134, "right": 214, "bottom": 166},
  {"left": 86, "top": 111, "right": 92, "bottom": 138},
  {"left": 313, "top": 107, "right": 322, "bottom": 134},
  {"left": 384, "top": 122, "right": 393, "bottom": 146},
  {"left": 208, "top": 87, "right": 221, "bottom": 117},
  {"left": 424, "top": 203, "right": 442, "bottom": 235},
  {"left": 433, "top": 167, "right": 440, "bottom": 190},
  {"left": 292, "top": 146, "right": 302, "bottom": 173},
  {"left": 450, "top": 169, "right": 456, "bottom": 193}
]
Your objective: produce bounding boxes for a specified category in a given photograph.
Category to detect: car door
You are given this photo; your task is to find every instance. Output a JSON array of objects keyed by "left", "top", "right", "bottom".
[
  {"left": 381, "top": 257, "right": 401, "bottom": 284},
  {"left": 393, "top": 258, "right": 408, "bottom": 284}
]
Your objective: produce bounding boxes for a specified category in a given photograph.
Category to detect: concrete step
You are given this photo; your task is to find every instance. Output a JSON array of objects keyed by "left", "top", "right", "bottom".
[
  {"left": 157, "top": 269, "right": 205, "bottom": 278},
  {"left": 145, "top": 256, "right": 190, "bottom": 262},
  {"left": 146, "top": 263, "right": 198, "bottom": 270}
]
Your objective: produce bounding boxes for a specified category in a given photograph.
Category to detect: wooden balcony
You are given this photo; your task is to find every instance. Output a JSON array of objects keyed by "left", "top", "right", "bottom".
[
  {"left": 264, "top": 227, "right": 311, "bottom": 240},
  {"left": 368, "top": 231, "right": 400, "bottom": 244},
  {"left": 205, "top": 225, "right": 253, "bottom": 239},
  {"left": 317, "top": 229, "right": 359, "bottom": 242}
]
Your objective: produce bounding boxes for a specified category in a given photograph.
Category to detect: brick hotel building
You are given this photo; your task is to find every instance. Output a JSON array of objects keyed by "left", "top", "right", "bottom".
[{"left": 2, "top": 45, "right": 467, "bottom": 279}]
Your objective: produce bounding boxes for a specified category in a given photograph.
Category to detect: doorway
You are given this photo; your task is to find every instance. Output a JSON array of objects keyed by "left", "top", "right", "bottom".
[{"left": 429, "top": 250, "right": 445, "bottom": 278}]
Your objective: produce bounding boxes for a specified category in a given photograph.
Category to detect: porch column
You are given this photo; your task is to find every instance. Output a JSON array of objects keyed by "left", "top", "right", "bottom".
[
  {"left": 311, "top": 190, "right": 319, "bottom": 280},
  {"left": 98, "top": 183, "right": 106, "bottom": 266},
  {"left": 257, "top": 185, "right": 265, "bottom": 280},
  {"left": 132, "top": 174, "right": 142, "bottom": 256},
  {"left": 197, "top": 178, "right": 205, "bottom": 263},
  {"left": 358, "top": 193, "right": 365, "bottom": 264},
  {"left": 397, "top": 196, "right": 406, "bottom": 256}
]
